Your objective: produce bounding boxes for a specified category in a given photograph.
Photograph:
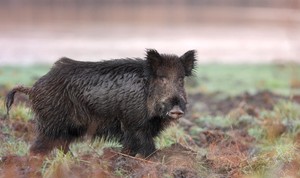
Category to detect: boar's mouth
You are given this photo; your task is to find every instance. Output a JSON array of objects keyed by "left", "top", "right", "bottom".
[{"left": 167, "top": 105, "right": 184, "bottom": 120}]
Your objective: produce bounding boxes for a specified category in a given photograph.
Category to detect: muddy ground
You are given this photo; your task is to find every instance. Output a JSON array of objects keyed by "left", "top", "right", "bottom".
[{"left": 0, "top": 89, "right": 300, "bottom": 178}]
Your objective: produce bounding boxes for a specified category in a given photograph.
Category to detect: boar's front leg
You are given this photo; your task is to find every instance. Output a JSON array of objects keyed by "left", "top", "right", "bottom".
[
  {"left": 30, "top": 135, "right": 72, "bottom": 156},
  {"left": 121, "top": 129, "right": 156, "bottom": 158}
]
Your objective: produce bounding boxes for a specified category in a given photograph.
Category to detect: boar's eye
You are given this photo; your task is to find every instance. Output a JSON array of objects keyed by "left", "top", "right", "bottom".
[
  {"left": 178, "top": 77, "right": 184, "bottom": 86},
  {"left": 158, "top": 76, "right": 167, "bottom": 84}
]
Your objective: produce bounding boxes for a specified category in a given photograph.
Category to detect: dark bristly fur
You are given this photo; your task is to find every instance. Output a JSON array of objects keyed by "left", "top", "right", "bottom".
[{"left": 5, "top": 49, "right": 196, "bottom": 157}]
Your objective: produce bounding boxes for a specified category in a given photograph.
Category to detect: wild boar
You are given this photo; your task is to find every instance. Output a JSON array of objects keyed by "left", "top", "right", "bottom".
[{"left": 6, "top": 49, "right": 196, "bottom": 157}]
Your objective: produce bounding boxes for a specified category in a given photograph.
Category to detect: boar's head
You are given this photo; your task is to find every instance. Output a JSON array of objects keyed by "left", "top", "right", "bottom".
[{"left": 146, "top": 49, "right": 196, "bottom": 120}]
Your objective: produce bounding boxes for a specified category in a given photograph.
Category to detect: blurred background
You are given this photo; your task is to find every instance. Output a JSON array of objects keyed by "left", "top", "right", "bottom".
[{"left": 1, "top": 0, "right": 300, "bottom": 65}]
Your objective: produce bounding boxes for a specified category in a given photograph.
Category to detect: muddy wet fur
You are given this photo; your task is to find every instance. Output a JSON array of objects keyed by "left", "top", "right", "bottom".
[{"left": 5, "top": 49, "right": 196, "bottom": 157}]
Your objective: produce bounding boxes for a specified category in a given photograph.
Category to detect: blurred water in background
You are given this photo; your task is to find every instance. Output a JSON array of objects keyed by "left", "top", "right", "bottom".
[{"left": 0, "top": 0, "right": 300, "bottom": 65}]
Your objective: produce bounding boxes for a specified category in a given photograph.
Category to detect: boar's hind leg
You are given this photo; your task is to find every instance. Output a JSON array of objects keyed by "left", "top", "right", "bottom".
[
  {"left": 122, "top": 130, "right": 156, "bottom": 158},
  {"left": 30, "top": 135, "right": 72, "bottom": 156}
]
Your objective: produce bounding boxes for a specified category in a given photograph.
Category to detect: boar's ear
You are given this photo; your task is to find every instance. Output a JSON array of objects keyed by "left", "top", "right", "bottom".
[
  {"left": 146, "top": 49, "right": 162, "bottom": 72},
  {"left": 180, "top": 50, "right": 196, "bottom": 76}
]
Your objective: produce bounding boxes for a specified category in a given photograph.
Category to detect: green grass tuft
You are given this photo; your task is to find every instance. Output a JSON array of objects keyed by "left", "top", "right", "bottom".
[
  {"left": 155, "top": 124, "right": 190, "bottom": 149},
  {"left": 70, "top": 137, "right": 122, "bottom": 157},
  {"left": 260, "top": 136, "right": 297, "bottom": 163},
  {"left": 273, "top": 100, "right": 300, "bottom": 121},
  {"left": 8, "top": 103, "right": 33, "bottom": 122},
  {"left": 0, "top": 137, "right": 30, "bottom": 157},
  {"left": 242, "top": 153, "right": 274, "bottom": 177},
  {"left": 248, "top": 126, "right": 267, "bottom": 141},
  {"left": 42, "top": 150, "right": 76, "bottom": 178}
]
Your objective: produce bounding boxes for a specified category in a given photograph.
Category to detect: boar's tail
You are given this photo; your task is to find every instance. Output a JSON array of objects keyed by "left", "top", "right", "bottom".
[{"left": 5, "top": 86, "right": 31, "bottom": 117}]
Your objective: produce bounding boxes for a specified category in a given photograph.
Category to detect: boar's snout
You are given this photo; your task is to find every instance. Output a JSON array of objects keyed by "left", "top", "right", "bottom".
[{"left": 168, "top": 105, "right": 184, "bottom": 120}]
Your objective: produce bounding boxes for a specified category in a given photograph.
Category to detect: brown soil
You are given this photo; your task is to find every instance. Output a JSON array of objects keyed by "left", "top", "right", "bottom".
[
  {"left": 188, "top": 90, "right": 286, "bottom": 118},
  {"left": 0, "top": 89, "right": 298, "bottom": 177}
]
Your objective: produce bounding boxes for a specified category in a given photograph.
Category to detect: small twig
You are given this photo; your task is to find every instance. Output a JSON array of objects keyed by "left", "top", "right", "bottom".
[
  {"left": 145, "top": 149, "right": 159, "bottom": 160},
  {"left": 88, "top": 144, "right": 104, "bottom": 157},
  {"left": 111, "top": 150, "right": 159, "bottom": 165}
]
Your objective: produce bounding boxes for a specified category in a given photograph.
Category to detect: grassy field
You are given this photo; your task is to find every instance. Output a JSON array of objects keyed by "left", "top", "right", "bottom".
[
  {"left": 0, "top": 64, "right": 300, "bottom": 177},
  {"left": 1, "top": 64, "right": 299, "bottom": 94}
]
